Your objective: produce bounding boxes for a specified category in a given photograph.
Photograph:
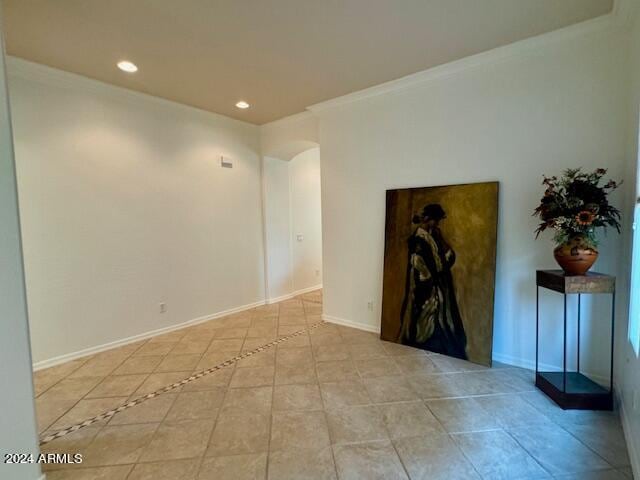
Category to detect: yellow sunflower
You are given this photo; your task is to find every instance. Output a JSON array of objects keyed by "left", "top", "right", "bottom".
[{"left": 576, "top": 210, "right": 596, "bottom": 226}]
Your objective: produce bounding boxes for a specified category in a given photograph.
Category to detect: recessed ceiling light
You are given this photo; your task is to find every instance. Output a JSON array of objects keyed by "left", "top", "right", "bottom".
[
  {"left": 235, "top": 101, "right": 250, "bottom": 109},
  {"left": 117, "top": 60, "right": 138, "bottom": 73}
]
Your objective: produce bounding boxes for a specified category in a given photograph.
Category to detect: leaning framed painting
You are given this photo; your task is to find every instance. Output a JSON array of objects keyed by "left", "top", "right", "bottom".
[{"left": 380, "top": 181, "right": 499, "bottom": 367}]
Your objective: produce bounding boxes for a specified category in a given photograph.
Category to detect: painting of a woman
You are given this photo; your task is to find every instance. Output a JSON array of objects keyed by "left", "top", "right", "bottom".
[
  {"left": 382, "top": 182, "right": 497, "bottom": 366},
  {"left": 397, "top": 203, "right": 467, "bottom": 359}
]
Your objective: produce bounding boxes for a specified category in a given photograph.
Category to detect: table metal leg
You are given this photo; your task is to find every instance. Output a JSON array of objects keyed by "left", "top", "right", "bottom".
[
  {"left": 577, "top": 293, "right": 581, "bottom": 374},
  {"left": 563, "top": 293, "right": 567, "bottom": 393},
  {"left": 535, "top": 286, "right": 539, "bottom": 374}
]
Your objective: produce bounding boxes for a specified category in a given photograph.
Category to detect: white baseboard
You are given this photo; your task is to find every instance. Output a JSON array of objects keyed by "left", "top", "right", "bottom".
[
  {"left": 618, "top": 392, "right": 640, "bottom": 478},
  {"left": 34, "top": 285, "right": 324, "bottom": 370},
  {"left": 267, "top": 284, "right": 322, "bottom": 304},
  {"left": 33, "top": 299, "right": 266, "bottom": 371},
  {"left": 492, "top": 351, "right": 556, "bottom": 372},
  {"left": 320, "top": 315, "right": 610, "bottom": 384},
  {"left": 491, "top": 351, "right": 609, "bottom": 385},
  {"left": 322, "top": 314, "right": 381, "bottom": 334}
]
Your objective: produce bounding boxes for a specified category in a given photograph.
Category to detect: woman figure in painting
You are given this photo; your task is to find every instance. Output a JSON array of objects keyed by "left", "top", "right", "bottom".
[{"left": 398, "top": 204, "right": 467, "bottom": 359}]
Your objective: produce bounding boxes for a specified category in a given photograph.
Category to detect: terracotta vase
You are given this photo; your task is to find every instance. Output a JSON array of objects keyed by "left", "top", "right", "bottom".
[{"left": 553, "top": 235, "right": 598, "bottom": 276}]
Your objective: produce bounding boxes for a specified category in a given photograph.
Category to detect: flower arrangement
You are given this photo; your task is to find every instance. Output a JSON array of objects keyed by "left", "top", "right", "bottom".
[{"left": 533, "top": 168, "right": 621, "bottom": 248}]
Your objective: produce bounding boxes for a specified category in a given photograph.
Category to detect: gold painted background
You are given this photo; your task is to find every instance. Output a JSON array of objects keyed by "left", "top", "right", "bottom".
[{"left": 381, "top": 182, "right": 499, "bottom": 366}]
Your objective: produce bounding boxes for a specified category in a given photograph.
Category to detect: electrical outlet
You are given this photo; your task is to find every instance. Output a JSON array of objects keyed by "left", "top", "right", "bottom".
[
  {"left": 159, "top": 303, "right": 167, "bottom": 314},
  {"left": 367, "top": 301, "right": 374, "bottom": 311},
  {"left": 315, "top": 269, "right": 320, "bottom": 277}
]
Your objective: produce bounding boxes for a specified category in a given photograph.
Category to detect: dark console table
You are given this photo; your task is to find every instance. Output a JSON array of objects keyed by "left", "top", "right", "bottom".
[{"left": 535, "top": 270, "right": 615, "bottom": 410}]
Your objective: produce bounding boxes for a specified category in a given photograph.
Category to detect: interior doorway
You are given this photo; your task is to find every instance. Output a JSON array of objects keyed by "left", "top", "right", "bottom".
[
  {"left": 289, "top": 147, "right": 323, "bottom": 294},
  {"left": 262, "top": 146, "right": 323, "bottom": 303}
]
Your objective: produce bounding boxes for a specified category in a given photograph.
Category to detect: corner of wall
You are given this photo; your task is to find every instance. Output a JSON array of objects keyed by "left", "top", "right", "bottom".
[
  {"left": 618, "top": 391, "right": 640, "bottom": 477},
  {"left": 322, "top": 314, "right": 381, "bottom": 334}
]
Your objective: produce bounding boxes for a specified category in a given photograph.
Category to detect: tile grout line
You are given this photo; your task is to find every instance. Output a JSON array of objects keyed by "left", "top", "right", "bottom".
[
  {"left": 188, "top": 303, "right": 282, "bottom": 478},
  {"left": 38, "top": 345, "right": 147, "bottom": 433},
  {"left": 34, "top": 355, "right": 91, "bottom": 399},
  {"left": 517, "top": 392, "right": 627, "bottom": 471},
  {"left": 40, "top": 336, "right": 147, "bottom": 399},
  {"left": 39, "top": 318, "right": 327, "bottom": 446},
  {"left": 306, "top": 299, "right": 341, "bottom": 480},
  {"left": 191, "top": 310, "right": 260, "bottom": 480},
  {"left": 507, "top": 407, "right": 619, "bottom": 474},
  {"left": 501, "top": 427, "right": 559, "bottom": 478},
  {"left": 424, "top": 376, "right": 550, "bottom": 478},
  {"left": 387, "top": 358, "right": 428, "bottom": 478},
  {"left": 552, "top": 416, "right": 622, "bottom": 470},
  {"left": 338, "top": 326, "right": 417, "bottom": 478},
  {"left": 118, "top": 391, "right": 171, "bottom": 477},
  {"left": 263, "top": 303, "right": 280, "bottom": 480},
  {"left": 446, "top": 430, "right": 487, "bottom": 480}
]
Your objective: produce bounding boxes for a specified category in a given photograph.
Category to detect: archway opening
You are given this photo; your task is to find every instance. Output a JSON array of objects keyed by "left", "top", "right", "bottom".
[{"left": 262, "top": 145, "right": 322, "bottom": 303}]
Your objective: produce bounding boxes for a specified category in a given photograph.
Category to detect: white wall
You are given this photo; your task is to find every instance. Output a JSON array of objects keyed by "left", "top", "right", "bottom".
[
  {"left": 0, "top": 24, "right": 41, "bottom": 480},
  {"left": 290, "top": 147, "right": 323, "bottom": 291},
  {"left": 263, "top": 156, "right": 293, "bottom": 300},
  {"left": 8, "top": 58, "right": 265, "bottom": 366},
  {"left": 618, "top": 7, "right": 640, "bottom": 474},
  {"left": 262, "top": 148, "right": 323, "bottom": 301},
  {"left": 260, "top": 111, "right": 323, "bottom": 300},
  {"left": 314, "top": 23, "right": 630, "bottom": 379},
  {"left": 261, "top": 111, "right": 319, "bottom": 161}
]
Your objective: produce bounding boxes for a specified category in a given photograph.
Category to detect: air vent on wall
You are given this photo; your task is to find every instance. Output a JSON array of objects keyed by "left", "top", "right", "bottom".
[{"left": 221, "top": 156, "right": 233, "bottom": 168}]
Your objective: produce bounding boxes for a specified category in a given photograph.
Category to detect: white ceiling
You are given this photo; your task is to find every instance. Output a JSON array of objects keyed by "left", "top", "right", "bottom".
[{"left": 3, "top": 0, "right": 613, "bottom": 124}]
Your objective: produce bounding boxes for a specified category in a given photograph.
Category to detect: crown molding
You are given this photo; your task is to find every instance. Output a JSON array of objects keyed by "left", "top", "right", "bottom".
[
  {"left": 7, "top": 1, "right": 635, "bottom": 125},
  {"left": 6, "top": 56, "right": 258, "bottom": 130},
  {"left": 612, "top": 0, "right": 640, "bottom": 28},
  {"left": 307, "top": 6, "right": 624, "bottom": 115},
  {"left": 260, "top": 110, "right": 316, "bottom": 130}
]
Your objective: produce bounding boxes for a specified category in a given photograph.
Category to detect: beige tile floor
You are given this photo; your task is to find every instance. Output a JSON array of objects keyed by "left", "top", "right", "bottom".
[{"left": 33, "top": 290, "right": 633, "bottom": 480}]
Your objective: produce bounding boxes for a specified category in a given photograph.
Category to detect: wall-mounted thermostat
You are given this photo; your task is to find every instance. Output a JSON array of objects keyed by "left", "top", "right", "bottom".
[{"left": 221, "top": 156, "right": 233, "bottom": 168}]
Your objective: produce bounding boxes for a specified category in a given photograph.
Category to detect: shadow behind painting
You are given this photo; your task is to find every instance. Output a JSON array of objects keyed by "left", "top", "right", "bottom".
[{"left": 381, "top": 182, "right": 498, "bottom": 366}]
